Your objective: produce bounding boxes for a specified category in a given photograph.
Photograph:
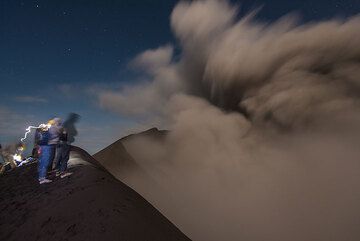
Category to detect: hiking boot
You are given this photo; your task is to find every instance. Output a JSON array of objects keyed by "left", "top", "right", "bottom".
[
  {"left": 39, "top": 178, "right": 52, "bottom": 184},
  {"left": 60, "top": 172, "right": 73, "bottom": 179}
]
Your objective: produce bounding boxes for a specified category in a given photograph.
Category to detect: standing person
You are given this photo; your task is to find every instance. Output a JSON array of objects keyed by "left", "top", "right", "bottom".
[
  {"left": 35, "top": 122, "right": 53, "bottom": 184},
  {"left": 63, "top": 113, "right": 80, "bottom": 144},
  {"left": 54, "top": 126, "right": 72, "bottom": 178},
  {"left": 53, "top": 113, "right": 80, "bottom": 178},
  {"left": 47, "top": 118, "right": 62, "bottom": 171}
]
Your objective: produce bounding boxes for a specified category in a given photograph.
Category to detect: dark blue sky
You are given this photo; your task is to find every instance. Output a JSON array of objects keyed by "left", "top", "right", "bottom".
[{"left": 1, "top": 0, "right": 359, "bottom": 153}]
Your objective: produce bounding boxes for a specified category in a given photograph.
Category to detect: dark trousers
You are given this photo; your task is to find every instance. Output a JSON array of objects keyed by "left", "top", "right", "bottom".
[
  {"left": 46, "top": 145, "right": 56, "bottom": 172},
  {"left": 54, "top": 144, "right": 70, "bottom": 173}
]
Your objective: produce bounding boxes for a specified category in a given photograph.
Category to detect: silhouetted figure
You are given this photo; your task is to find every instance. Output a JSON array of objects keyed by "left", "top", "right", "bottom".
[
  {"left": 53, "top": 120, "right": 74, "bottom": 178},
  {"left": 63, "top": 113, "right": 80, "bottom": 144}
]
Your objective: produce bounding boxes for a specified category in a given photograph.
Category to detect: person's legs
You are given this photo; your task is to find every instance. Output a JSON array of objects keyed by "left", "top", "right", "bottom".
[
  {"left": 49, "top": 144, "right": 56, "bottom": 171},
  {"left": 49, "top": 145, "right": 56, "bottom": 169},
  {"left": 37, "top": 150, "right": 42, "bottom": 177},
  {"left": 54, "top": 145, "right": 62, "bottom": 172},
  {"left": 38, "top": 145, "right": 50, "bottom": 180},
  {"left": 38, "top": 145, "right": 55, "bottom": 184},
  {"left": 59, "top": 144, "right": 70, "bottom": 172}
]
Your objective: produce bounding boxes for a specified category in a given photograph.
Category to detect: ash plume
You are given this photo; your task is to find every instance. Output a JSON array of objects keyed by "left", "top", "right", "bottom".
[{"left": 98, "top": 1, "right": 360, "bottom": 240}]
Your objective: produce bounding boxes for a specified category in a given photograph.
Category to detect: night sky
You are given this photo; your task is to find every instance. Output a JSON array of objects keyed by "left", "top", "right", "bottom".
[{"left": 1, "top": 0, "right": 359, "bottom": 153}]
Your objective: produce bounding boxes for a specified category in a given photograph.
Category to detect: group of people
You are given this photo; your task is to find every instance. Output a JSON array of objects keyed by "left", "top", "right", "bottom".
[
  {"left": 35, "top": 117, "right": 73, "bottom": 184},
  {"left": 0, "top": 113, "right": 79, "bottom": 182}
]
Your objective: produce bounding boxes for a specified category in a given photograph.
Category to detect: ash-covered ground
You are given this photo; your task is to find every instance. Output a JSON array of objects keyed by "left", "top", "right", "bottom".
[{"left": 0, "top": 147, "right": 190, "bottom": 241}]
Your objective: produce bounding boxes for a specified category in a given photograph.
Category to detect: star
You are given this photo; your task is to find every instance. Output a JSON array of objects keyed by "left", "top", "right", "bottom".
[{"left": 64, "top": 48, "right": 72, "bottom": 56}]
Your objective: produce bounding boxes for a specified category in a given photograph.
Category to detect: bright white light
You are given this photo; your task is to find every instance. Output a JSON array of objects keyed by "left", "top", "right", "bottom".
[
  {"left": 13, "top": 154, "right": 22, "bottom": 163},
  {"left": 21, "top": 123, "right": 51, "bottom": 142}
]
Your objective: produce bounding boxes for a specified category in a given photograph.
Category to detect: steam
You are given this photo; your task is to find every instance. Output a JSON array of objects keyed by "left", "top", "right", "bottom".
[
  {"left": 99, "top": 45, "right": 181, "bottom": 117},
  {"left": 98, "top": 1, "right": 360, "bottom": 240}
]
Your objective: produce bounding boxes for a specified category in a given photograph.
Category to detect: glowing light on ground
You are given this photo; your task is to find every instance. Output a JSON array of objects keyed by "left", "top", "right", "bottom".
[{"left": 13, "top": 154, "right": 22, "bottom": 163}]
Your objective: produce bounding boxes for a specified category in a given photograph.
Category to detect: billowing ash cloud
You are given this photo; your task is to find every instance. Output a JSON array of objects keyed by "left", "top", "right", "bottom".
[
  {"left": 100, "top": 0, "right": 360, "bottom": 130},
  {"left": 98, "top": 1, "right": 360, "bottom": 241}
]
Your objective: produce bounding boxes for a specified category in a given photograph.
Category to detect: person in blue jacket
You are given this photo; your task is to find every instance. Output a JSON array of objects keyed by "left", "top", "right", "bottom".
[{"left": 36, "top": 118, "right": 60, "bottom": 184}]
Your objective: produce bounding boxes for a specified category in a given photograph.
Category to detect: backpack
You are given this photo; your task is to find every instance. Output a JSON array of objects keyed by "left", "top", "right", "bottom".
[{"left": 35, "top": 129, "right": 50, "bottom": 145}]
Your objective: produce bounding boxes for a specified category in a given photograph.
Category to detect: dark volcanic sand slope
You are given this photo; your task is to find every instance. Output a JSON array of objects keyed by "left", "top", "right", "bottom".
[{"left": 0, "top": 148, "right": 190, "bottom": 241}]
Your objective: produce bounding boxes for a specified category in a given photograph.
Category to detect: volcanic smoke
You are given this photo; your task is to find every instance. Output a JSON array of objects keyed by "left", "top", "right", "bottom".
[{"left": 98, "top": 1, "right": 360, "bottom": 240}]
